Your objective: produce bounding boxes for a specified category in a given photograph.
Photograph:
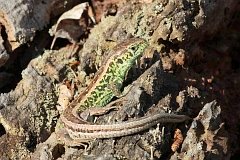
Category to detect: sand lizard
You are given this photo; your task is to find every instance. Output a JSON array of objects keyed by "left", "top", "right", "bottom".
[{"left": 56, "top": 38, "right": 190, "bottom": 144}]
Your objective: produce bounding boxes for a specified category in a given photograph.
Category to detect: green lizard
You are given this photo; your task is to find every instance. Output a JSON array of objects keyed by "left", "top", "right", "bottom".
[
  {"left": 70, "top": 38, "right": 148, "bottom": 120},
  {"left": 56, "top": 38, "right": 190, "bottom": 144}
]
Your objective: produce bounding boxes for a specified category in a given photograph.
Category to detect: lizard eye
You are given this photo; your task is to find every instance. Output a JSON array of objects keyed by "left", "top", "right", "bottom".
[
  {"left": 129, "top": 46, "right": 137, "bottom": 52},
  {"left": 131, "top": 46, "right": 136, "bottom": 51}
]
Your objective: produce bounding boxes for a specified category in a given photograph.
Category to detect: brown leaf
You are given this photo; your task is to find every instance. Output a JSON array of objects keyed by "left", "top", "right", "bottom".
[
  {"left": 57, "top": 84, "right": 73, "bottom": 111},
  {"left": 171, "top": 128, "right": 184, "bottom": 152},
  {"left": 50, "top": 2, "right": 93, "bottom": 49}
]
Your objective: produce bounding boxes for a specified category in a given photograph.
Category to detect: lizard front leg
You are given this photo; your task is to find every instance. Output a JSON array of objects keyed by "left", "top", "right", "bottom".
[
  {"left": 79, "top": 98, "right": 127, "bottom": 121},
  {"left": 79, "top": 82, "right": 131, "bottom": 121}
]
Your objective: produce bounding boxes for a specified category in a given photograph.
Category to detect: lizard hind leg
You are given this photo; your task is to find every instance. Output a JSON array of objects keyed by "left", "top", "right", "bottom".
[{"left": 55, "top": 125, "right": 90, "bottom": 147}]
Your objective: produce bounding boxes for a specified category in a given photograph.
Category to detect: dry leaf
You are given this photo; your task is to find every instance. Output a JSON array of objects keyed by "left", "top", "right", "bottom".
[
  {"left": 171, "top": 128, "right": 184, "bottom": 152},
  {"left": 57, "top": 84, "right": 73, "bottom": 111},
  {"left": 50, "top": 2, "right": 94, "bottom": 49},
  {"left": 174, "top": 49, "right": 185, "bottom": 66}
]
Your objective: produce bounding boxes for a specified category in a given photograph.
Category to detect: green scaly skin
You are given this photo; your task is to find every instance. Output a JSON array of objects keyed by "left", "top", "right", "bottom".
[{"left": 74, "top": 38, "right": 148, "bottom": 114}]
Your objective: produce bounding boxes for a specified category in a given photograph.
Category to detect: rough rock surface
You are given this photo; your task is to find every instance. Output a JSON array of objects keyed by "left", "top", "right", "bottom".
[{"left": 0, "top": 0, "right": 239, "bottom": 159}]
